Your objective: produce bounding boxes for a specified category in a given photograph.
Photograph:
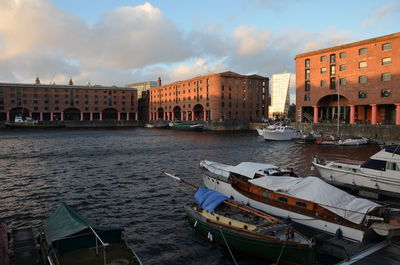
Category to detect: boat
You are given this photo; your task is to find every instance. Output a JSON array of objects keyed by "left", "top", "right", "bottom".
[
  {"left": 0, "top": 223, "right": 8, "bottom": 265},
  {"left": 38, "top": 202, "right": 142, "bottom": 265},
  {"left": 144, "top": 123, "right": 154, "bottom": 128},
  {"left": 312, "top": 145, "right": 400, "bottom": 199},
  {"left": 336, "top": 137, "right": 370, "bottom": 146},
  {"left": 200, "top": 160, "right": 400, "bottom": 243},
  {"left": 256, "top": 126, "right": 267, "bottom": 136},
  {"left": 186, "top": 187, "right": 316, "bottom": 265},
  {"left": 5, "top": 115, "right": 65, "bottom": 128},
  {"left": 169, "top": 122, "right": 203, "bottom": 131},
  {"left": 315, "top": 135, "right": 338, "bottom": 145},
  {"left": 262, "top": 126, "right": 300, "bottom": 141}
]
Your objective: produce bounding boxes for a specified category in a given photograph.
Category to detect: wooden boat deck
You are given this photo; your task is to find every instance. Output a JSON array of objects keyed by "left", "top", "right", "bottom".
[{"left": 55, "top": 242, "right": 140, "bottom": 265}]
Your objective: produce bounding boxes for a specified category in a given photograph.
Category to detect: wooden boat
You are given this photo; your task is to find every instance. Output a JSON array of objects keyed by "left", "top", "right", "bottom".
[
  {"left": 5, "top": 115, "right": 64, "bottom": 128},
  {"left": 200, "top": 160, "right": 400, "bottom": 243},
  {"left": 38, "top": 202, "right": 142, "bottom": 265},
  {"left": 186, "top": 188, "right": 316, "bottom": 265},
  {"left": 312, "top": 145, "right": 400, "bottom": 199}
]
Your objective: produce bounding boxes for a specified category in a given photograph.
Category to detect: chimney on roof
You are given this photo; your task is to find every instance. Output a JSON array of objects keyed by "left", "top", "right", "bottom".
[
  {"left": 35, "top": 76, "right": 40, "bottom": 85},
  {"left": 157, "top": 77, "right": 161, "bottom": 87},
  {"left": 69, "top": 77, "right": 73, "bottom": 86}
]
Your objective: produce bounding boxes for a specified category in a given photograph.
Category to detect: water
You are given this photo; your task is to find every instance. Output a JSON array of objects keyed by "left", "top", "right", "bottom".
[{"left": 0, "top": 128, "right": 381, "bottom": 264}]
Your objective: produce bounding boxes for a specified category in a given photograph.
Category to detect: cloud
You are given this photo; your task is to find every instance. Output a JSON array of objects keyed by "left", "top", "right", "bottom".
[{"left": 362, "top": 3, "right": 398, "bottom": 27}]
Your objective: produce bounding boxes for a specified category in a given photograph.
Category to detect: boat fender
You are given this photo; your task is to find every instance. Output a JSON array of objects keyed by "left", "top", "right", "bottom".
[
  {"left": 207, "top": 232, "right": 213, "bottom": 242},
  {"left": 335, "top": 228, "right": 343, "bottom": 239},
  {"left": 194, "top": 220, "right": 197, "bottom": 228}
]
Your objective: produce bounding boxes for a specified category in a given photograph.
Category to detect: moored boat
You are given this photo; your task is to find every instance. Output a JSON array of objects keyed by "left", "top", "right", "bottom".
[
  {"left": 5, "top": 115, "right": 64, "bottom": 128},
  {"left": 186, "top": 187, "right": 316, "bottom": 265},
  {"left": 200, "top": 160, "right": 400, "bottom": 243},
  {"left": 38, "top": 202, "right": 142, "bottom": 265},
  {"left": 312, "top": 145, "right": 400, "bottom": 199},
  {"left": 169, "top": 122, "right": 203, "bottom": 131},
  {"left": 263, "top": 126, "right": 300, "bottom": 141}
]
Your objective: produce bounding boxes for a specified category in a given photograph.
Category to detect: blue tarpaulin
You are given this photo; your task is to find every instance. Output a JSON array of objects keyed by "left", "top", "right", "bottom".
[{"left": 194, "top": 187, "right": 229, "bottom": 212}]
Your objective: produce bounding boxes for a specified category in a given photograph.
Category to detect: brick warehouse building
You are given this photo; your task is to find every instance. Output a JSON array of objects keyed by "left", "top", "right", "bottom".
[
  {"left": 295, "top": 32, "right": 400, "bottom": 125},
  {"left": 149, "top": 71, "right": 269, "bottom": 122},
  {"left": 0, "top": 80, "right": 138, "bottom": 122}
]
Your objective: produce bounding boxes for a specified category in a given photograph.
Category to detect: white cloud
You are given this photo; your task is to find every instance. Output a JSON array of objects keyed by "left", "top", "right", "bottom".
[
  {"left": 233, "top": 26, "right": 272, "bottom": 56},
  {"left": 362, "top": 3, "right": 398, "bottom": 28}
]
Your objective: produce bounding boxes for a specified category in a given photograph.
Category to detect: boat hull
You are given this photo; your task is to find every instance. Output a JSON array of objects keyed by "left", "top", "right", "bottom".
[
  {"left": 203, "top": 173, "right": 367, "bottom": 242},
  {"left": 263, "top": 131, "right": 299, "bottom": 141},
  {"left": 170, "top": 125, "right": 203, "bottom": 131},
  {"left": 185, "top": 206, "right": 315, "bottom": 265},
  {"left": 312, "top": 161, "right": 400, "bottom": 199},
  {"left": 4, "top": 122, "right": 65, "bottom": 128}
]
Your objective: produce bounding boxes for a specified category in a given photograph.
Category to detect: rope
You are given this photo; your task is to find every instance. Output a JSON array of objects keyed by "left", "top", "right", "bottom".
[
  {"left": 219, "top": 227, "right": 238, "bottom": 265},
  {"left": 275, "top": 238, "right": 287, "bottom": 265}
]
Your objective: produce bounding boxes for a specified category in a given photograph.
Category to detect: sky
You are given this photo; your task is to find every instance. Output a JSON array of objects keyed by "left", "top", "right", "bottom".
[{"left": 0, "top": 0, "right": 399, "bottom": 93}]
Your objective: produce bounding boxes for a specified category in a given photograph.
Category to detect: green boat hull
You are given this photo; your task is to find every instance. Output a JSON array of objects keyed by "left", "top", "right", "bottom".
[{"left": 186, "top": 212, "right": 315, "bottom": 265}]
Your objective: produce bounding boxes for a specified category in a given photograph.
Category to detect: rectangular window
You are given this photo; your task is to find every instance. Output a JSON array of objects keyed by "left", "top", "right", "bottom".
[
  {"left": 305, "top": 69, "right": 310, "bottom": 79},
  {"left": 359, "top": 61, "right": 367, "bottom": 69},
  {"left": 339, "top": 52, "right": 346, "bottom": 58},
  {"left": 304, "top": 94, "right": 310, "bottom": 101},
  {"left": 381, "top": 89, "right": 391, "bottom": 97},
  {"left": 296, "top": 201, "right": 307, "bottom": 208},
  {"left": 305, "top": 81, "right": 310, "bottom": 91},
  {"left": 320, "top": 67, "right": 327, "bottom": 74},
  {"left": 330, "top": 65, "right": 336, "bottom": 75},
  {"left": 382, "top": 43, "right": 392, "bottom": 51},
  {"left": 339, "top": 78, "right": 346, "bottom": 86},
  {"left": 358, "top": 91, "right": 367, "bottom": 98},
  {"left": 382, "top": 57, "right": 392, "bottom": 65},
  {"left": 320, "top": 80, "right": 326, "bottom": 87},
  {"left": 339, "top": 65, "right": 346, "bottom": 71},
  {"left": 381, "top": 73, "right": 391, "bottom": 81},
  {"left": 305, "top": 59, "right": 310, "bottom": 67},
  {"left": 320, "top": 55, "right": 326, "bottom": 62},
  {"left": 359, "top": 48, "right": 367, "bottom": 55},
  {"left": 359, "top": 76, "right": 368, "bottom": 84},
  {"left": 278, "top": 197, "right": 288, "bottom": 203},
  {"left": 330, "top": 54, "right": 336, "bottom": 63},
  {"left": 330, "top": 77, "right": 336, "bottom": 90}
]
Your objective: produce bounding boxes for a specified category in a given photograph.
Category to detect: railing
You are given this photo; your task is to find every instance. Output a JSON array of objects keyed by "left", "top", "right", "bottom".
[{"left": 89, "top": 226, "right": 109, "bottom": 265}]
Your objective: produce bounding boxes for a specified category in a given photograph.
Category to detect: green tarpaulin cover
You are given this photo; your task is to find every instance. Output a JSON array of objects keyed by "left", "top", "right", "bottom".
[{"left": 44, "top": 203, "right": 123, "bottom": 254}]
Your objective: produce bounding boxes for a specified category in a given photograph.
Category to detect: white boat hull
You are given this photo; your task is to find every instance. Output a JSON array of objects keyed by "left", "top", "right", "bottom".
[
  {"left": 263, "top": 131, "right": 299, "bottom": 141},
  {"left": 312, "top": 161, "right": 400, "bottom": 198},
  {"left": 203, "top": 173, "right": 366, "bottom": 242}
]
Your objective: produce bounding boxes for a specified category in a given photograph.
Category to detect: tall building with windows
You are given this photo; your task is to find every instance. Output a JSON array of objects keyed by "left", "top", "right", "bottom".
[
  {"left": 295, "top": 32, "right": 400, "bottom": 125},
  {"left": 269, "top": 73, "right": 291, "bottom": 119},
  {"left": 0, "top": 81, "right": 138, "bottom": 121},
  {"left": 149, "top": 71, "right": 269, "bottom": 122}
]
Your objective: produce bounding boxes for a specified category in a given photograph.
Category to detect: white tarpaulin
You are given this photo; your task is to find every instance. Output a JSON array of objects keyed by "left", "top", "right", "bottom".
[
  {"left": 249, "top": 176, "right": 381, "bottom": 224},
  {"left": 228, "top": 162, "right": 279, "bottom": 179},
  {"left": 200, "top": 160, "right": 231, "bottom": 178}
]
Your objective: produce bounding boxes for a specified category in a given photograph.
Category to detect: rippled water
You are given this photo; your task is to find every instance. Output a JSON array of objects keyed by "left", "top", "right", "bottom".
[{"left": 0, "top": 128, "right": 381, "bottom": 265}]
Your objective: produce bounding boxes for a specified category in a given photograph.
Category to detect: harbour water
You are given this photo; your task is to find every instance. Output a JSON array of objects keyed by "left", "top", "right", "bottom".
[{"left": 0, "top": 128, "right": 382, "bottom": 265}]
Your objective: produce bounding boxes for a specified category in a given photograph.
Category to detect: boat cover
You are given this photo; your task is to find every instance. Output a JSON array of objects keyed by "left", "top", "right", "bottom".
[
  {"left": 384, "top": 145, "right": 400, "bottom": 155},
  {"left": 228, "top": 162, "right": 279, "bottom": 179},
  {"left": 44, "top": 203, "right": 122, "bottom": 254},
  {"left": 249, "top": 176, "right": 381, "bottom": 224},
  {"left": 195, "top": 187, "right": 229, "bottom": 212},
  {"left": 200, "top": 160, "right": 231, "bottom": 178}
]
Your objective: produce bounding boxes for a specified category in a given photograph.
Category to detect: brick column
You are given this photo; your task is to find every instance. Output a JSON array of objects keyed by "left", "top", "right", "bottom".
[
  {"left": 203, "top": 110, "right": 207, "bottom": 121},
  {"left": 61, "top": 112, "right": 64, "bottom": 121},
  {"left": 80, "top": 112, "right": 84, "bottom": 121},
  {"left": 99, "top": 112, "right": 103, "bottom": 121},
  {"left": 6, "top": 112, "right": 10, "bottom": 121},
  {"left": 370, "top": 104, "right": 377, "bottom": 125},
  {"left": 40, "top": 112, "right": 43, "bottom": 121},
  {"left": 163, "top": 112, "right": 166, "bottom": 120},
  {"left": 50, "top": 112, "right": 54, "bottom": 121},
  {"left": 396, "top": 104, "right": 400, "bottom": 126},
  {"left": 349, "top": 105, "right": 355, "bottom": 124},
  {"left": 192, "top": 112, "right": 195, "bottom": 121},
  {"left": 117, "top": 112, "right": 121, "bottom": 121},
  {"left": 90, "top": 112, "right": 93, "bottom": 121},
  {"left": 126, "top": 112, "right": 129, "bottom": 121},
  {"left": 135, "top": 112, "right": 138, "bottom": 120},
  {"left": 313, "top": 105, "right": 318, "bottom": 124},
  {"left": 172, "top": 111, "right": 175, "bottom": 121}
]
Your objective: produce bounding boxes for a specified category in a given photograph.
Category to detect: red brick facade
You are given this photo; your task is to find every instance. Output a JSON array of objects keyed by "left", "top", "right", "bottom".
[
  {"left": 295, "top": 32, "right": 400, "bottom": 125},
  {"left": 0, "top": 82, "right": 138, "bottom": 121},
  {"left": 149, "top": 71, "right": 269, "bottom": 122}
]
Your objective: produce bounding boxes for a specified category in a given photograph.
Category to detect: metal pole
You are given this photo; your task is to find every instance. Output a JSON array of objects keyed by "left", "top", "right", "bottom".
[{"left": 337, "top": 77, "right": 340, "bottom": 136}]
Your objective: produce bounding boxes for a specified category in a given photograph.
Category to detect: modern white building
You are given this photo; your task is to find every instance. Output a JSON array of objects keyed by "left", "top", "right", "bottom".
[{"left": 269, "top": 73, "right": 291, "bottom": 119}]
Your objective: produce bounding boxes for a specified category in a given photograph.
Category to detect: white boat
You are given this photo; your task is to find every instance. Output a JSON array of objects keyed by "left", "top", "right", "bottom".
[
  {"left": 263, "top": 126, "right": 300, "bottom": 141},
  {"left": 144, "top": 123, "right": 155, "bottom": 128},
  {"left": 199, "top": 160, "right": 400, "bottom": 243},
  {"left": 312, "top": 145, "right": 400, "bottom": 199},
  {"left": 256, "top": 126, "right": 267, "bottom": 136},
  {"left": 337, "top": 137, "right": 369, "bottom": 146}
]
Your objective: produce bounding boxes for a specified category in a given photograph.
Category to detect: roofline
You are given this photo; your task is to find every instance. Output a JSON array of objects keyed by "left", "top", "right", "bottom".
[
  {"left": 0, "top": 82, "right": 136, "bottom": 90},
  {"left": 295, "top": 32, "right": 400, "bottom": 59}
]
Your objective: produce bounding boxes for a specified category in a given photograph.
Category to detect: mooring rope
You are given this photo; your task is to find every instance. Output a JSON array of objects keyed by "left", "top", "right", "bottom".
[
  {"left": 275, "top": 238, "right": 287, "bottom": 265},
  {"left": 219, "top": 227, "right": 238, "bottom": 265}
]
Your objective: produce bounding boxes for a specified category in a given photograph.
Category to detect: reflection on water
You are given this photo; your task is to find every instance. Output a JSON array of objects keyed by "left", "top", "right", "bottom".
[{"left": 0, "top": 128, "right": 381, "bottom": 264}]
